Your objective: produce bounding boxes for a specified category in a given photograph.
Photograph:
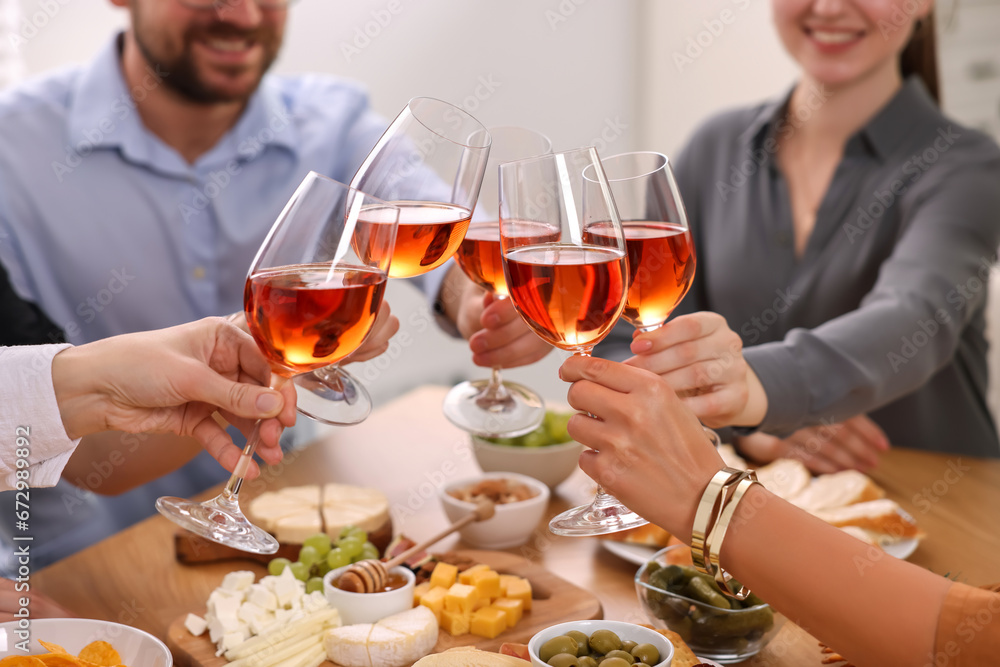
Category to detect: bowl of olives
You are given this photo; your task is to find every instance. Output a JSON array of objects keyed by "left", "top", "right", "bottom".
[
  {"left": 471, "top": 410, "right": 584, "bottom": 489},
  {"left": 527, "top": 620, "right": 674, "bottom": 667},
  {"left": 635, "top": 545, "right": 784, "bottom": 664}
]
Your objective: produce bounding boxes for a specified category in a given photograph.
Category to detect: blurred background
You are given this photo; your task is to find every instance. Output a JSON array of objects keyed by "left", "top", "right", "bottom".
[{"left": 2, "top": 0, "right": 998, "bottom": 414}]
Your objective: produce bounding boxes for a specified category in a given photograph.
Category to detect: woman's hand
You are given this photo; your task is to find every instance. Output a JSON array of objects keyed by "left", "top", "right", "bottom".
[
  {"left": 459, "top": 289, "right": 552, "bottom": 369},
  {"left": 735, "top": 414, "right": 890, "bottom": 474},
  {"left": 625, "top": 312, "right": 767, "bottom": 428},
  {"left": 559, "top": 354, "right": 725, "bottom": 542}
]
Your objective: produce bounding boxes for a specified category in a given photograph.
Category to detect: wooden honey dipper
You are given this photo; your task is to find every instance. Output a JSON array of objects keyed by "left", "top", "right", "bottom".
[{"left": 336, "top": 497, "right": 496, "bottom": 593}]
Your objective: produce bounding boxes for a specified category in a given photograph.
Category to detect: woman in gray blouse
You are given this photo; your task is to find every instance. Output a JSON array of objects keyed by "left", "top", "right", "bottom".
[{"left": 605, "top": 0, "right": 1000, "bottom": 467}]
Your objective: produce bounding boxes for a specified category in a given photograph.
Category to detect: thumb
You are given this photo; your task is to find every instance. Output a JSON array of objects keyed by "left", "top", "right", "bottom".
[{"left": 196, "top": 373, "right": 285, "bottom": 420}]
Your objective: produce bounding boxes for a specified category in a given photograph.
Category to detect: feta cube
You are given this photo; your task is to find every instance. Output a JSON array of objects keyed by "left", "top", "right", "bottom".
[
  {"left": 249, "top": 610, "right": 277, "bottom": 635},
  {"left": 216, "top": 630, "right": 247, "bottom": 656},
  {"left": 302, "top": 591, "right": 330, "bottom": 613},
  {"left": 221, "top": 571, "right": 256, "bottom": 592},
  {"left": 238, "top": 602, "right": 266, "bottom": 625},
  {"left": 247, "top": 583, "right": 278, "bottom": 611},
  {"left": 184, "top": 613, "right": 207, "bottom": 637}
]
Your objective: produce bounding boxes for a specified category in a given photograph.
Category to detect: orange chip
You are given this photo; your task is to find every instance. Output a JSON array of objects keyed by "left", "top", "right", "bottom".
[
  {"left": 76, "top": 643, "right": 120, "bottom": 667},
  {"left": 0, "top": 657, "right": 47, "bottom": 667},
  {"left": 37, "top": 643, "right": 69, "bottom": 656},
  {"left": 34, "top": 656, "right": 85, "bottom": 667}
]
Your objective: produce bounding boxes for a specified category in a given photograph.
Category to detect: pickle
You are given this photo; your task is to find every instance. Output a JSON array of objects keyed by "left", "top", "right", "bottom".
[
  {"left": 684, "top": 576, "right": 732, "bottom": 609},
  {"left": 694, "top": 605, "right": 774, "bottom": 638}
]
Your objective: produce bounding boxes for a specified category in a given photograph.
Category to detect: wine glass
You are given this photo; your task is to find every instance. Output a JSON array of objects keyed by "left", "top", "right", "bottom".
[
  {"left": 156, "top": 173, "right": 399, "bottom": 553},
  {"left": 295, "top": 97, "right": 491, "bottom": 418},
  {"left": 585, "top": 151, "right": 695, "bottom": 332},
  {"left": 498, "top": 147, "right": 648, "bottom": 537},
  {"left": 442, "top": 127, "right": 553, "bottom": 437}
]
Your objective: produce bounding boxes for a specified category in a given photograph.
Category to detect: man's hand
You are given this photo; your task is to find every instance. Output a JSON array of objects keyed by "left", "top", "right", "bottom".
[{"left": 734, "top": 415, "right": 890, "bottom": 474}]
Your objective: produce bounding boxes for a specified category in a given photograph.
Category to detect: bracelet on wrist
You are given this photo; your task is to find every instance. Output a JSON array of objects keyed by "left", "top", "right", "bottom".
[{"left": 691, "top": 466, "right": 759, "bottom": 600}]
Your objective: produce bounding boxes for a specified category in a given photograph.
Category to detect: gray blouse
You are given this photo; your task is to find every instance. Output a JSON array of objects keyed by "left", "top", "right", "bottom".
[{"left": 597, "top": 77, "right": 1000, "bottom": 458}]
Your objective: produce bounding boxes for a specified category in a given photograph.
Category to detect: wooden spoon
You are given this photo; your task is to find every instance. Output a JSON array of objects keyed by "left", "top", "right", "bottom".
[{"left": 336, "top": 498, "right": 496, "bottom": 593}]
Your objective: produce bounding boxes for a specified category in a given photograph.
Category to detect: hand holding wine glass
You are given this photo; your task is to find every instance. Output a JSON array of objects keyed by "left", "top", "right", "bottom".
[{"left": 156, "top": 173, "right": 399, "bottom": 553}]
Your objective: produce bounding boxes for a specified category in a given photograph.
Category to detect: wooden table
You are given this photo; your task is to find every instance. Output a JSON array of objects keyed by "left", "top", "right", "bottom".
[{"left": 33, "top": 386, "right": 1000, "bottom": 665}]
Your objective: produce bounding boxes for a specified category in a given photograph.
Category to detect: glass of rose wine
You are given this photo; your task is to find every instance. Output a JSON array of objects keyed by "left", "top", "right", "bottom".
[
  {"left": 498, "top": 147, "right": 648, "bottom": 536},
  {"left": 443, "top": 126, "right": 553, "bottom": 437},
  {"left": 293, "top": 98, "right": 490, "bottom": 416},
  {"left": 156, "top": 173, "right": 399, "bottom": 553}
]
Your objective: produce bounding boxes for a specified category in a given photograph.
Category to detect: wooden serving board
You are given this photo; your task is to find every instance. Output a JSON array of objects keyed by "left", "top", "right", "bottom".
[{"left": 167, "top": 549, "right": 603, "bottom": 667}]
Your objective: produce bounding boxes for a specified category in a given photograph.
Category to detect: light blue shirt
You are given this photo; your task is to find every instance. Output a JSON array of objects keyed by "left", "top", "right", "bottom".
[{"left": 0, "top": 35, "right": 447, "bottom": 572}]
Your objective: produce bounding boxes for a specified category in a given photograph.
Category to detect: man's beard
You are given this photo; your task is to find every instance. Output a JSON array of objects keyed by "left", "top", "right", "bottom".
[{"left": 133, "top": 21, "right": 280, "bottom": 104}]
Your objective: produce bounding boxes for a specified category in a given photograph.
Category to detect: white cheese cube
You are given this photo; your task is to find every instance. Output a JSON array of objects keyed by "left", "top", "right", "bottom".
[
  {"left": 221, "top": 570, "right": 256, "bottom": 592},
  {"left": 216, "top": 630, "right": 248, "bottom": 656},
  {"left": 184, "top": 613, "right": 207, "bottom": 637},
  {"left": 247, "top": 583, "right": 278, "bottom": 610},
  {"left": 208, "top": 593, "right": 242, "bottom": 622},
  {"left": 238, "top": 601, "right": 266, "bottom": 625},
  {"left": 302, "top": 591, "right": 330, "bottom": 613},
  {"left": 273, "top": 576, "right": 303, "bottom": 608},
  {"left": 249, "top": 610, "right": 277, "bottom": 635}
]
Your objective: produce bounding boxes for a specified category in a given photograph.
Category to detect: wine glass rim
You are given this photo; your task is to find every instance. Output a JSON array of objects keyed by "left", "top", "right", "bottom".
[
  {"left": 582, "top": 151, "right": 669, "bottom": 183},
  {"left": 497, "top": 145, "right": 601, "bottom": 171},
  {"left": 405, "top": 96, "right": 492, "bottom": 150},
  {"left": 300, "top": 170, "right": 399, "bottom": 211},
  {"left": 485, "top": 125, "right": 554, "bottom": 156}
]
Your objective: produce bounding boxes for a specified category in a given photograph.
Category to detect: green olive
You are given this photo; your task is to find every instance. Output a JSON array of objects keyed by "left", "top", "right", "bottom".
[
  {"left": 547, "top": 654, "right": 580, "bottom": 667},
  {"left": 620, "top": 640, "right": 637, "bottom": 653},
  {"left": 630, "top": 643, "right": 660, "bottom": 665},
  {"left": 597, "top": 659, "right": 630, "bottom": 667},
  {"left": 577, "top": 658, "right": 598, "bottom": 667},
  {"left": 541, "top": 637, "right": 581, "bottom": 663},
  {"left": 604, "top": 650, "right": 635, "bottom": 664},
  {"left": 588, "top": 629, "right": 622, "bottom": 655},
  {"left": 634, "top": 664, "right": 652, "bottom": 667},
  {"left": 566, "top": 630, "right": 590, "bottom": 655}
]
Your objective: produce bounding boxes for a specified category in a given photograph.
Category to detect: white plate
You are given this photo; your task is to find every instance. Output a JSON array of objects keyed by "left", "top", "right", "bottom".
[{"left": 0, "top": 618, "right": 171, "bottom": 665}]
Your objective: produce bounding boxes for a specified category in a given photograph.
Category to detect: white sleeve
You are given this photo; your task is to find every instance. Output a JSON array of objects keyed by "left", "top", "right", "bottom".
[{"left": 0, "top": 344, "right": 81, "bottom": 491}]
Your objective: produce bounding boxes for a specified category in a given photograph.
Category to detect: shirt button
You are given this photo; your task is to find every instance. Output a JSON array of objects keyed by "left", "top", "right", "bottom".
[{"left": 192, "top": 266, "right": 206, "bottom": 280}]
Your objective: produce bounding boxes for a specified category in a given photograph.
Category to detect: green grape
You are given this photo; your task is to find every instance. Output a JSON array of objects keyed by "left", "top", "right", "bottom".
[
  {"left": 359, "top": 542, "right": 379, "bottom": 561},
  {"left": 289, "top": 561, "right": 310, "bottom": 582},
  {"left": 302, "top": 533, "right": 332, "bottom": 558},
  {"left": 339, "top": 525, "right": 368, "bottom": 543},
  {"left": 267, "top": 557, "right": 292, "bottom": 576},
  {"left": 545, "top": 411, "right": 572, "bottom": 443},
  {"left": 298, "top": 545, "right": 320, "bottom": 569},
  {"left": 326, "top": 547, "right": 351, "bottom": 570},
  {"left": 338, "top": 536, "right": 364, "bottom": 560},
  {"left": 305, "top": 577, "right": 324, "bottom": 594},
  {"left": 314, "top": 560, "right": 332, "bottom": 577}
]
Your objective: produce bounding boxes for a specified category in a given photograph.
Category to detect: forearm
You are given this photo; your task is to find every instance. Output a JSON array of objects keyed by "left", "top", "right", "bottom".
[
  {"left": 720, "top": 485, "right": 950, "bottom": 665},
  {"left": 63, "top": 430, "right": 202, "bottom": 495}
]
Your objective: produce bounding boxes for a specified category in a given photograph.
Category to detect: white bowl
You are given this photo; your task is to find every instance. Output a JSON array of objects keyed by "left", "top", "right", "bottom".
[
  {"left": 471, "top": 436, "right": 584, "bottom": 489},
  {"left": 528, "top": 619, "right": 674, "bottom": 667},
  {"left": 439, "top": 472, "right": 550, "bottom": 549},
  {"left": 0, "top": 618, "right": 172, "bottom": 666},
  {"left": 323, "top": 564, "right": 415, "bottom": 625}
]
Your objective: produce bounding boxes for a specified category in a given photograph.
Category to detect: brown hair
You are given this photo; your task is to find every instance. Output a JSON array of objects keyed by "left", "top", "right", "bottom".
[{"left": 900, "top": 10, "right": 940, "bottom": 105}]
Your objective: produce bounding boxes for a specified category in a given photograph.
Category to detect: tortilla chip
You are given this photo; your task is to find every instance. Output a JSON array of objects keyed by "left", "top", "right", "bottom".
[
  {"left": 36, "top": 643, "right": 68, "bottom": 656},
  {"left": 76, "top": 643, "right": 120, "bottom": 667},
  {"left": 34, "top": 656, "right": 86, "bottom": 667},
  {"left": 0, "top": 657, "right": 47, "bottom": 667}
]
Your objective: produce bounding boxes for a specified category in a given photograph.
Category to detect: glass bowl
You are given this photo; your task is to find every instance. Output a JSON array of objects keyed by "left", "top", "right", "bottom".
[{"left": 634, "top": 545, "right": 784, "bottom": 664}]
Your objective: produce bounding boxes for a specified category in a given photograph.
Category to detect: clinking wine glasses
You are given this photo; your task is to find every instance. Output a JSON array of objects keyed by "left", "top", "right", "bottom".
[
  {"left": 156, "top": 173, "right": 399, "bottom": 553},
  {"left": 443, "top": 127, "right": 552, "bottom": 437},
  {"left": 498, "top": 147, "right": 648, "bottom": 536}
]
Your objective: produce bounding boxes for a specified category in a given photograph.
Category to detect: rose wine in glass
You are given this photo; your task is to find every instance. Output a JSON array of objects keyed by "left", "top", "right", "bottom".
[
  {"left": 444, "top": 127, "right": 553, "bottom": 437},
  {"left": 156, "top": 173, "right": 399, "bottom": 553},
  {"left": 499, "top": 147, "right": 648, "bottom": 536}
]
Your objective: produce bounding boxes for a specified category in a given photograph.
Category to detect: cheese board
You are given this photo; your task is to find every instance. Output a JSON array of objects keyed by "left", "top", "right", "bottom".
[{"left": 166, "top": 549, "right": 603, "bottom": 667}]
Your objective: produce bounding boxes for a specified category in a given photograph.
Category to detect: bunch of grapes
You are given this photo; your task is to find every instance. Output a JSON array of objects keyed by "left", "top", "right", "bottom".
[{"left": 267, "top": 526, "right": 379, "bottom": 594}]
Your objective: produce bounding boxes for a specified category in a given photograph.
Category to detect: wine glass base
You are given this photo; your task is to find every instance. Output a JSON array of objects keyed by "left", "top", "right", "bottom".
[
  {"left": 548, "top": 497, "right": 649, "bottom": 537},
  {"left": 156, "top": 495, "right": 279, "bottom": 554},
  {"left": 442, "top": 379, "right": 546, "bottom": 438},
  {"left": 293, "top": 369, "right": 372, "bottom": 426}
]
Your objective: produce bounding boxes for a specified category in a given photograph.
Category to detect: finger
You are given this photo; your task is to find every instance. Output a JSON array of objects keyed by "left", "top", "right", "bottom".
[
  {"left": 256, "top": 419, "right": 285, "bottom": 465},
  {"left": 190, "top": 417, "right": 262, "bottom": 480},
  {"left": 630, "top": 313, "right": 725, "bottom": 353},
  {"left": 828, "top": 428, "right": 880, "bottom": 469},
  {"left": 657, "top": 359, "right": 744, "bottom": 395},
  {"left": 786, "top": 446, "right": 841, "bottom": 474},
  {"left": 678, "top": 385, "right": 747, "bottom": 426},
  {"left": 222, "top": 321, "right": 273, "bottom": 387},
  {"left": 190, "top": 369, "right": 285, "bottom": 421},
  {"left": 845, "top": 415, "right": 890, "bottom": 451},
  {"left": 470, "top": 331, "right": 552, "bottom": 368},
  {"left": 559, "top": 355, "right": 660, "bottom": 396},
  {"left": 805, "top": 435, "right": 860, "bottom": 471},
  {"left": 480, "top": 296, "right": 522, "bottom": 330}
]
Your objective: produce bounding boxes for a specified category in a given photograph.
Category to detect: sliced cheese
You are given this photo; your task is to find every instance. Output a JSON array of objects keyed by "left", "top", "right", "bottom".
[
  {"left": 322, "top": 483, "right": 390, "bottom": 537},
  {"left": 324, "top": 623, "right": 373, "bottom": 667},
  {"left": 324, "top": 606, "right": 438, "bottom": 667},
  {"left": 274, "top": 509, "right": 323, "bottom": 544},
  {"left": 246, "top": 493, "right": 312, "bottom": 533}
]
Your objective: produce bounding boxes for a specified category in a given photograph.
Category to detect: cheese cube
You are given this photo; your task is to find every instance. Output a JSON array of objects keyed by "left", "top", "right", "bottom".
[
  {"left": 184, "top": 613, "right": 207, "bottom": 636},
  {"left": 237, "top": 602, "right": 266, "bottom": 625},
  {"left": 247, "top": 583, "right": 278, "bottom": 610},
  {"left": 491, "top": 598, "right": 524, "bottom": 628},
  {"left": 249, "top": 610, "right": 276, "bottom": 635},
  {"left": 273, "top": 575, "right": 303, "bottom": 608},
  {"left": 419, "top": 586, "right": 447, "bottom": 622},
  {"left": 429, "top": 562, "right": 458, "bottom": 589},
  {"left": 470, "top": 607, "right": 508, "bottom": 639},
  {"left": 216, "top": 631, "right": 247, "bottom": 656},
  {"left": 444, "top": 583, "right": 477, "bottom": 615},
  {"left": 413, "top": 581, "right": 432, "bottom": 606},
  {"left": 458, "top": 564, "right": 490, "bottom": 585},
  {"left": 505, "top": 578, "right": 532, "bottom": 611},
  {"left": 471, "top": 569, "right": 501, "bottom": 600},
  {"left": 472, "top": 595, "right": 490, "bottom": 611},
  {"left": 498, "top": 574, "right": 521, "bottom": 597},
  {"left": 440, "top": 608, "right": 470, "bottom": 636},
  {"left": 221, "top": 571, "right": 255, "bottom": 592},
  {"left": 303, "top": 591, "right": 330, "bottom": 613}
]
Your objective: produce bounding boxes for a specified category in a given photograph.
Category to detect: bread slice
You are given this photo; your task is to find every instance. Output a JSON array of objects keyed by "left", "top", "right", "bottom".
[
  {"left": 838, "top": 525, "right": 880, "bottom": 548},
  {"left": 790, "top": 469, "right": 885, "bottom": 512},
  {"left": 755, "top": 458, "right": 811, "bottom": 500},
  {"left": 603, "top": 522, "right": 672, "bottom": 547},
  {"left": 815, "top": 499, "right": 924, "bottom": 539},
  {"left": 644, "top": 626, "right": 700, "bottom": 667}
]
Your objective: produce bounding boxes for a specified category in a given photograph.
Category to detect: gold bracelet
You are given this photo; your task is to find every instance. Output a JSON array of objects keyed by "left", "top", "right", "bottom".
[
  {"left": 706, "top": 472, "right": 759, "bottom": 600},
  {"left": 691, "top": 467, "right": 745, "bottom": 574}
]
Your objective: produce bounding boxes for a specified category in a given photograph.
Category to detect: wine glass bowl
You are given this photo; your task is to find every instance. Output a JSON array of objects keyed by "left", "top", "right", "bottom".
[{"left": 156, "top": 173, "right": 399, "bottom": 553}]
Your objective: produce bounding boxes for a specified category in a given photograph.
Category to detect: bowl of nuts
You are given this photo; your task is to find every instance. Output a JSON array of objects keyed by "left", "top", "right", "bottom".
[{"left": 439, "top": 472, "right": 550, "bottom": 549}]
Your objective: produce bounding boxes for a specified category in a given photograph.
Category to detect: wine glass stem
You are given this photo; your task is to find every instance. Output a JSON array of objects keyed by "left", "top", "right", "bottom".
[{"left": 221, "top": 374, "right": 288, "bottom": 500}]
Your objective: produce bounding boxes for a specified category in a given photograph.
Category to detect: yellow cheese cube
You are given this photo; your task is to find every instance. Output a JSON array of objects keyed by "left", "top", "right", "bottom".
[
  {"left": 470, "top": 607, "right": 508, "bottom": 639},
  {"left": 472, "top": 595, "right": 490, "bottom": 611},
  {"left": 413, "top": 581, "right": 432, "bottom": 606},
  {"left": 429, "top": 561, "right": 458, "bottom": 589},
  {"left": 419, "top": 586, "right": 447, "bottom": 622},
  {"left": 471, "top": 569, "right": 501, "bottom": 600},
  {"left": 491, "top": 597, "right": 524, "bottom": 628},
  {"left": 440, "top": 608, "right": 471, "bottom": 636},
  {"left": 505, "top": 578, "right": 532, "bottom": 611},
  {"left": 459, "top": 564, "right": 490, "bottom": 585},
  {"left": 444, "top": 583, "right": 478, "bottom": 615},
  {"left": 498, "top": 574, "right": 521, "bottom": 597}
]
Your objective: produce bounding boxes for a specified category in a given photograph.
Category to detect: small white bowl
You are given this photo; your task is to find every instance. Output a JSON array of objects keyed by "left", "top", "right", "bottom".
[
  {"left": 0, "top": 618, "right": 172, "bottom": 666},
  {"left": 471, "top": 435, "right": 584, "bottom": 489},
  {"left": 528, "top": 619, "right": 674, "bottom": 667},
  {"left": 439, "top": 472, "right": 550, "bottom": 549},
  {"left": 323, "top": 564, "right": 415, "bottom": 625}
]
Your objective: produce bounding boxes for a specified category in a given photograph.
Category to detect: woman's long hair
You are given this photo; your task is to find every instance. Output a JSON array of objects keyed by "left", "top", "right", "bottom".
[{"left": 900, "top": 9, "right": 940, "bottom": 104}]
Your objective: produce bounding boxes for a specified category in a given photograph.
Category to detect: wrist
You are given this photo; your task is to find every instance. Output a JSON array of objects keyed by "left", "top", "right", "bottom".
[
  {"left": 51, "top": 343, "right": 111, "bottom": 439},
  {"left": 731, "top": 366, "right": 768, "bottom": 427}
]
